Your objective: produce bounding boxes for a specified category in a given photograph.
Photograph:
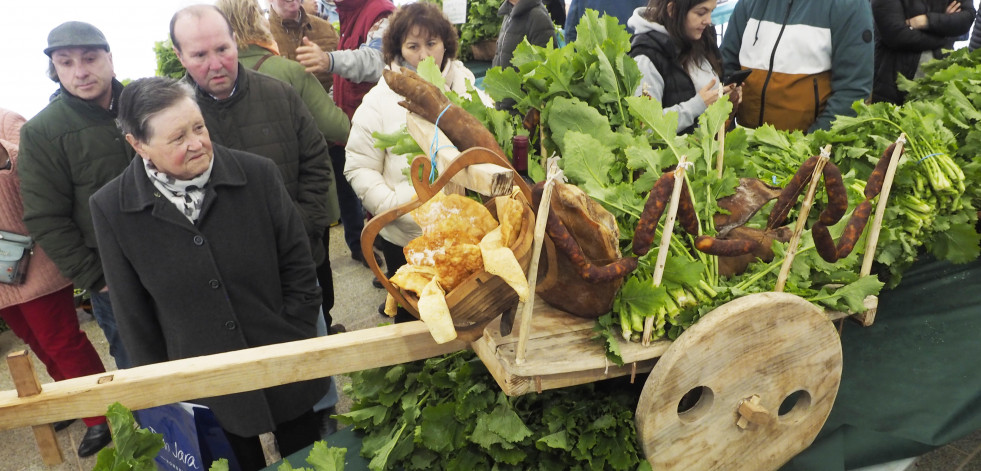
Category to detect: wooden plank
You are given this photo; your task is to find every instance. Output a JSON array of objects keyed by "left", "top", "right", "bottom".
[
  {"left": 7, "top": 350, "right": 63, "bottom": 464},
  {"left": 472, "top": 336, "right": 657, "bottom": 396},
  {"left": 0, "top": 322, "right": 467, "bottom": 430},
  {"left": 405, "top": 113, "right": 514, "bottom": 197},
  {"left": 473, "top": 300, "right": 669, "bottom": 395}
]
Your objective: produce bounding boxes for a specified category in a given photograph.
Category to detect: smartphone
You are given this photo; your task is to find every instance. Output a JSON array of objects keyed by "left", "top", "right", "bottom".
[{"left": 723, "top": 69, "right": 753, "bottom": 86}]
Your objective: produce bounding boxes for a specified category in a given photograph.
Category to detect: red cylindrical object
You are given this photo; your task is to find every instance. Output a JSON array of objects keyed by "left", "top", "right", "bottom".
[{"left": 512, "top": 135, "right": 528, "bottom": 174}]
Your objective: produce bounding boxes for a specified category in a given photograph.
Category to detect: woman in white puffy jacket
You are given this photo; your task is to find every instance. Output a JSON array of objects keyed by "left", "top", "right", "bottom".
[{"left": 345, "top": 2, "right": 491, "bottom": 319}]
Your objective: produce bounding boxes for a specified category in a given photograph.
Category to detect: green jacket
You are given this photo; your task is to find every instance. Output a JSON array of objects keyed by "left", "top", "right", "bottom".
[
  {"left": 238, "top": 45, "right": 351, "bottom": 228},
  {"left": 186, "top": 65, "right": 333, "bottom": 264},
  {"left": 720, "top": 0, "right": 874, "bottom": 132},
  {"left": 18, "top": 80, "right": 133, "bottom": 291}
]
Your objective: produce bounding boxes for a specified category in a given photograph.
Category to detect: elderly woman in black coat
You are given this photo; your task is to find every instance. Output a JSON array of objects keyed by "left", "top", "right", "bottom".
[{"left": 90, "top": 77, "right": 326, "bottom": 470}]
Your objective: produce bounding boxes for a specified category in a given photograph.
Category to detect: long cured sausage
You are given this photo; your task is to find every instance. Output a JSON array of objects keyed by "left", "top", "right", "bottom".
[{"left": 533, "top": 183, "right": 639, "bottom": 283}]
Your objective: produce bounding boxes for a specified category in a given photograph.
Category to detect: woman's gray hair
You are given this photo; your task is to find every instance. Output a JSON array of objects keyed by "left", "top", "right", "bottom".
[{"left": 118, "top": 77, "right": 197, "bottom": 142}]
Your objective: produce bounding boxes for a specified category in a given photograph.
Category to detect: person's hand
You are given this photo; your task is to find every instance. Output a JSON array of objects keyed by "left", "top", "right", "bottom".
[
  {"left": 905, "top": 14, "right": 929, "bottom": 29},
  {"left": 698, "top": 79, "right": 721, "bottom": 107},
  {"left": 100, "top": 286, "right": 109, "bottom": 293},
  {"left": 296, "top": 37, "right": 331, "bottom": 75},
  {"left": 946, "top": 1, "right": 962, "bottom": 13},
  {"left": 724, "top": 84, "right": 742, "bottom": 107}
]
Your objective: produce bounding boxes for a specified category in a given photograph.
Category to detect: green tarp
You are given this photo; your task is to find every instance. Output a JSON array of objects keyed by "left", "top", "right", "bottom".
[{"left": 783, "top": 256, "right": 981, "bottom": 470}]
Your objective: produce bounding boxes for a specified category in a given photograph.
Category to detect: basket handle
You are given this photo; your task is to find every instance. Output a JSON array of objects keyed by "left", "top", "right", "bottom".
[{"left": 360, "top": 146, "right": 530, "bottom": 316}]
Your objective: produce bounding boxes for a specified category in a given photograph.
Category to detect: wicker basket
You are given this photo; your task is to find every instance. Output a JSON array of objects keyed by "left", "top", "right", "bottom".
[{"left": 361, "top": 148, "right": 535, "bottom": 335}]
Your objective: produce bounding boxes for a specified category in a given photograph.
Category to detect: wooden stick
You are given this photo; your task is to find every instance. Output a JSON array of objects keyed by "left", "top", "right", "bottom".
[
  {"left": 861, "top": 134, "right": 906, "bottom": 276},
  {"left": 642, "top": 155, "right": 689, "bottom": 345},
  {"left": 515, "top": 160, "right": 560, "bottom": 364},
  {"left": 0, "top": 322, "right": 466, "bottom": 430},
  {"left": 7, "top": 350, "right": 63, "bottom": 465},
  {"left": 775, "top": 146, "right": 831, "bottom": 292}
]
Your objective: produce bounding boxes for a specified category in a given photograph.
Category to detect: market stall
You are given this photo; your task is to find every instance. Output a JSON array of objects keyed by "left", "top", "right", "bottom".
[{"left": 3, "top": 10, "right": 980, "bottom": 471}]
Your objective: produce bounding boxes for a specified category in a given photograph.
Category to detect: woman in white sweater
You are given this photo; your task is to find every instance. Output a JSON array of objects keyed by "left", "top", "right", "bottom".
[{"left": 345, "top": 2, "right": 490, "bottom": 319}]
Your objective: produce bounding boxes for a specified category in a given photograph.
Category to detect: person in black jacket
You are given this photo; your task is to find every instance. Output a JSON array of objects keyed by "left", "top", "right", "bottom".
[
  {"left": 972, "top": 7, "right": 981, "bottom": 50},
  {"left": 871, "top": 0, "right": 976, "bottom": 104},
  {"left": 627, "top": 0, "right": 739, "bottom": 133}
]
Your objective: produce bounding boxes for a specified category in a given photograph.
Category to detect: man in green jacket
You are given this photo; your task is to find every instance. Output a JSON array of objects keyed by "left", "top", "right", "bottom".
[
  {"left": 18, "top": 20, "right": 130, "bottom": 458},
  {"left": 214, "top": 0, "right": 351, "bottom": 334},
  {"left": 170, "top": 5, "right": 340, "bottom": 326}
]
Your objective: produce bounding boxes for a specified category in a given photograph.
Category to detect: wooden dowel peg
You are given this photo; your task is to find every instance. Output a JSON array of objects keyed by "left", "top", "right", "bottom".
[{"left": 7, "top": 350, "right": 63, "bottom": 465}]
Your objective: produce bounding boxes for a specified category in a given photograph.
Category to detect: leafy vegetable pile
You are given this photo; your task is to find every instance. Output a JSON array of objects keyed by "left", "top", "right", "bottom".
[
  {"left": 479, "top": 12, "right": 888, "bottom": 346},
  {"left": 336, "top": 351, "right": 649, "bottom": 471},
  {"left": 375, "top": 14, "right": 978, "bottom": 351}
]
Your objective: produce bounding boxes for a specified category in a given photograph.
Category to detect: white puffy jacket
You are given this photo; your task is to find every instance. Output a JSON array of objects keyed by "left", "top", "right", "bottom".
[{"left": 345, "top": 59, "right": 489, "bottom": 247}]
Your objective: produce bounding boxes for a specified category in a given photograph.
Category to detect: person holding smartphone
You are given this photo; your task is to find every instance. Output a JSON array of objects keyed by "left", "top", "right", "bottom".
[{"left": 628, "top": 0, "right": 741, "bottom": 134}]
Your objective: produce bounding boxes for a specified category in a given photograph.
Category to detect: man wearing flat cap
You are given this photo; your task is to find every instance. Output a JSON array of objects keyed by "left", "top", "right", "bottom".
[{"left": 17, "top": 21, "right": 131, "bottom": 457}]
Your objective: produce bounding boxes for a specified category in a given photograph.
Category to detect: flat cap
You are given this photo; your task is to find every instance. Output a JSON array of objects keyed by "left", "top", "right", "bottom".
[{"left": 44, "top": 21, "right": 110, "bottom": 56}]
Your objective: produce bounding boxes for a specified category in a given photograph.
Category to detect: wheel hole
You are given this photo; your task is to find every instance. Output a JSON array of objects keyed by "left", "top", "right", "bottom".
[
  {"left": 778, "top": 389, "right": 812, "bottom": 421},
  {"left": 677, "top": 386, "right": 714, "bottom": 423}
]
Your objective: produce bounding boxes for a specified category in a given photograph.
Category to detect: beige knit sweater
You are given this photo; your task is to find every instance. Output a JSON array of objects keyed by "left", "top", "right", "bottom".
[{"left": 0, "top": 108, "right": 72, "bottom": 310}]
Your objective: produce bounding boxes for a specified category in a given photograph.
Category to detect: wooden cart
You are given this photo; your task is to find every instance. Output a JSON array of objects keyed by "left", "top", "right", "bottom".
[
  {"left": 0, "top": 131, "right": 898, "bottom": 469},
  {"left": 353, "top": 139, "right": 889, "bottom": 470}
]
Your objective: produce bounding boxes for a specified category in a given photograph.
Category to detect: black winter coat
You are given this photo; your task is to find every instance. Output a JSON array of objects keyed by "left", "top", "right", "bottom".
[
  {"left": 187, "top": 66, "right": 333, "bottom": 265},
  {"left": 970, "top": 8, "right": 981, "bottom": 50},
  {"left": 90, "top": 146, "right": 326, "bottom": 437},
  {"left": 871, "top": 0, "right": 976, "bottom": 104},
  {"left": 492, "top": 0, "right": 556, "bottom": 69}
]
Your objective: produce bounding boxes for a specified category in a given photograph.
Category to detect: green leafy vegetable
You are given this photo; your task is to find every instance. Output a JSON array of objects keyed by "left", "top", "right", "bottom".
[
  {"left": 338, "top": 351, "right": 649, "bottom": 470},
  {"left": 93, "top": 403, "right": 165, "bottom": 471}
]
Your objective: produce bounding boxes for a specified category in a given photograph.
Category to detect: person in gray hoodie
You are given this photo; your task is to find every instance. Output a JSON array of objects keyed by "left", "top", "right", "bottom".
[{"left": 628, "top": 0, "right": 739, "bottom": 133}]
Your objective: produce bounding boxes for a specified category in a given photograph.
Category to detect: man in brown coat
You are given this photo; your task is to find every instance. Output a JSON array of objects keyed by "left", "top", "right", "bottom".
[{"left": 268, "top": 0, "right": 339, "bottom": 92}]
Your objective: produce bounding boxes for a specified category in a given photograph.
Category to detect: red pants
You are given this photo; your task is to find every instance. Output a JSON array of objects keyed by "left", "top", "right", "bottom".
[{"left": 0, "top": 286, "right": 107, "bottom": 427}]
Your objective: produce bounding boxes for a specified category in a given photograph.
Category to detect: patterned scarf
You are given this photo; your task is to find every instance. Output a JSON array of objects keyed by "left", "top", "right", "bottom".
[{"left": 143, "top": 158, "right": 214, "bottom": 223}]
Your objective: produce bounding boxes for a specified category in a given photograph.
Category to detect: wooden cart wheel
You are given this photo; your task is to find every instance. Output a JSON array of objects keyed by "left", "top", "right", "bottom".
[{"left": 635, "top": 292, "right": 842, "bottom": 470}]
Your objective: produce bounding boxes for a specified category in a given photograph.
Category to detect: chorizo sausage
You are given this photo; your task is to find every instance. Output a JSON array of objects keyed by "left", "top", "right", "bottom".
[
  {"left": 534, "top": 183, "right": 639, "bottom": 283},
  {"left": 865, "top": 143, "right": 897, "bottom": 199},
  {"left": 767, "top": 155, "right": 819, "bottom": 229},
  {"left": 694, "top": 235, "right": 761, "bottom": 257},
  {"left": 836, "top": 200, "right": 874, "bottom": 259},
  {"left": 677, "top": 180, "right": 700, "bottom": 236},
  {"left": 633, "top": 171, "right": 675, "bottom": 255},
  {"left": 811, "top": 222, "right": 839, "bottom": 263},
  {"left": 819, "top": 162, "right": 848, "bottom": 226},
  {"left": 580, "top": 257, "right": 640, "bottom": 283}
]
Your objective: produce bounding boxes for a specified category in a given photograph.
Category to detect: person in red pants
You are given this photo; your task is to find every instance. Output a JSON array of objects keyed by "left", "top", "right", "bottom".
[{"left": 0, "top": 107, "right": 111, "bottom": 458}]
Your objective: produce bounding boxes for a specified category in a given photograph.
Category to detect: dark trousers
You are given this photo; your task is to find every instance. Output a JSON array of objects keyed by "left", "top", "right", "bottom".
[
  {"left": 0, "top": 286, "right": 107, "bottom": 427},
  {"left": 328, "top": 145, "right": 365, "bottom": 253},
  {"left": 316, "top": 228, "right": 334, "bottom": 327},
  {"left": 89, "top": 289, "right": 131, "bottom": 369},
  {"left": 223, "top": 409, "right": 321, "bottom": 471}
]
